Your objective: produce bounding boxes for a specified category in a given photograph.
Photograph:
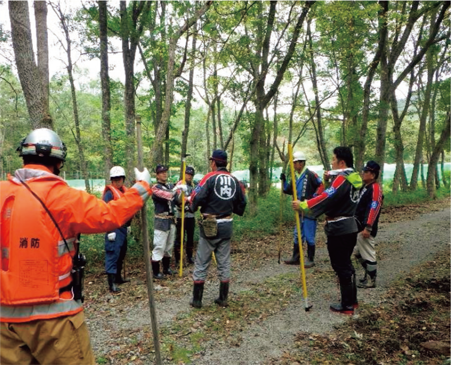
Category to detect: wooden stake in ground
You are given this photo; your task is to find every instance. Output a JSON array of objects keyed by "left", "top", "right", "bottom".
[
  {"left": 136, "top": 115, "right": 162, "bottom": 364},
  {"left": 288, "top": 143, "right": 312, "bottom": 311}
]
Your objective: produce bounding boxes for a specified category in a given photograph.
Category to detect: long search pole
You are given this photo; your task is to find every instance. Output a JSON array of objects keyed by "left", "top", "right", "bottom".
[
  {"left": 136, "top": 116, "right": 162, "bottom": 364},
  {"left": 288, "top": 143, "right": 312, "bottom": 312},
  {"left": 179, "top": 157, "right": 187, "bottom": 277}
]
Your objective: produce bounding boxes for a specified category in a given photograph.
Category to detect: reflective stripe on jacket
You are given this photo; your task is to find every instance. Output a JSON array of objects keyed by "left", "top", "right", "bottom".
[{"left": 0, "top": 165, "right": 151, "bottom": 323}]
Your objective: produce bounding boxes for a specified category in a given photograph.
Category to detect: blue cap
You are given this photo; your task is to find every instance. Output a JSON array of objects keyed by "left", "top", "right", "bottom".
[
  {"left": 363, "top": 161, "right": 380, "bottom": 173},
  {"left": 156, "top": 165, "right": 169, "bottom": 174},
  {"left": 209, "top": 149, "right": 227, "bottom": 162},
  {"left": 185, "top": 166, "right": 195, "bottom": 175}
]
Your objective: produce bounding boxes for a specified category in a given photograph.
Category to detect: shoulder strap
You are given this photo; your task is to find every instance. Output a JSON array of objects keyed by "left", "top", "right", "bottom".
[{"left": 18, "top": 178, "right": 74, "bottom": 256}]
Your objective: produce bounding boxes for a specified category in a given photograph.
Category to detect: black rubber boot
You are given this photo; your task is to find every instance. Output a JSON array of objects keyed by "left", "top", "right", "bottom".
[
  {"left": 304, "top": 245, "right": 315, "bottom": 268},
  {"left": 108, "top": 274, "right": 120, "bottom": 293},
  {"left": 174, "top": 246, "right": 181, "bottom": 266},
  {"left": 214, "top": 282, "right": 229, "bottom": 307},
  {"left": 115, "top": 260, "right": 130, "bottom": 284},
  {"left": 162, "top": 257, "right": 174, "bottom": 276},
  {"left": 152, "top": 261, "right": 166, "bottom": 280},
  {"left": 190, "top": 282, "right": 204, "bottom": 308},
  {"left": 330, "top": 277, "right": 354, "bottom": 315},
  {"left": 186, "top": 247, "right": 195, "bottom": 265},
  {"left": 284, "top": 244, "right": 300, "bottom": 265},
  {"left": 358, "top": 271, "right": 377, "bottom": 289}
]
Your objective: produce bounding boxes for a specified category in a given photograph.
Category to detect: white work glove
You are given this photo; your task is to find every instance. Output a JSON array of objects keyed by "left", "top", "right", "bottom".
[
  {"left": 134, "top": 167, "right": 151, "bottom": 184},
  {"left": 173, "top": 184, "right": 188, "bottom": 193},
  {"left": 107, "top": 232, "right": 116, "bottom": 241},
  {"left": 127, "top": 226, "right": 131, "bottom": 235}
]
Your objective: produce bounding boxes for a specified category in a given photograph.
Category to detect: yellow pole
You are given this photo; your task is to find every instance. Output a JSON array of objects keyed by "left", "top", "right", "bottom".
[
  {"left": 179, "top": 159, "right": 186, "bottom": 277},
  {"left": 288, "top": 144, "right": 312, "bottom": 311}
]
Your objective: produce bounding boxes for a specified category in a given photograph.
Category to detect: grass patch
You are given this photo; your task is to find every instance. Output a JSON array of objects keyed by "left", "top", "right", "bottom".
[
  {"left": 273, "top": 249, "right": 451, "bottom": 365},
  {"left": 383, "top": 186, "right": 450, "bottom": 207}
]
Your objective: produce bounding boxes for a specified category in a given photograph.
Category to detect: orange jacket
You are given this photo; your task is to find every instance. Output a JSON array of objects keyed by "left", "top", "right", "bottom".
[
  {"left": 0, "top": 165, "right": 151, "bottom": 323},
  {"left": 103, "top": 184, "right": 128, "bottom": 201}
]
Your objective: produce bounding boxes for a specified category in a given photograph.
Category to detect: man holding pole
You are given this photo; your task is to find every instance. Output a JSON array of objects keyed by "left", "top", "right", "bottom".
[
  {"left": 292, "top": 147, "right": 362, "bottom": 315},
  {"left": 189, "top": 150, "right": 247, "bottom": 308},
  {"left": 280, "top": 151, "right": 323, "bottom": 267},
  {"left": 174, "top": 166, "right": 196, "bottom": 266},
  {"left": 151, "top": 165, "right": 188, "bottom": 279}
]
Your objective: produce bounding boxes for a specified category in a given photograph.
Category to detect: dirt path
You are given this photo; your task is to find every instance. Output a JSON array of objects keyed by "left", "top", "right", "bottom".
[{"left": 84, "top": 206, "right": 450, "bottom": 364}]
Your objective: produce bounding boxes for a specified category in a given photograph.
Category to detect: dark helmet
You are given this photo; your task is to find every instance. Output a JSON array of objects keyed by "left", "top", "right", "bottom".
[{"left": 17, "top": 128, "right": 67, "bottom": 161}]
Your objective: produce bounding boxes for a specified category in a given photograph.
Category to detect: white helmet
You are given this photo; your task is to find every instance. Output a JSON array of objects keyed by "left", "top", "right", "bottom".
[
  {"left": 17, "top": 128, "right": 67, "bottom": 161},
  {"left": 293, "top": 151, "right": 307, "bottom": 162},
  {"left": 110, "top": 166, "right": 126, "bottom": 179}
]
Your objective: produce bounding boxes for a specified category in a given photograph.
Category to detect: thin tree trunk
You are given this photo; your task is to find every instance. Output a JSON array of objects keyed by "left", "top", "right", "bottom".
[
  {"left": 34, "top": 0, "right": 49, "bottom": 116},
  {"left": 308, "top": 21, "right": 329, "bottom": 170},
  {"left": 181, "top": 25, "right": 197, "bottom": 162},
  {"left": 9, "top": 1, "right": 51, "bottom": 129},
  {"left": 52, "top": 4, "right": 90, "bottom": 193},
  {"left": 355, "top": 2, "right": 388, "bottom": 169},
  {"left": 205, "top": 107, "right": 211, "bottom": 171},
  {"left": 427, "top": 113, "right": 450, "bottom": 198},
  {"left": 411, "top": 19, "right": 435, "bottom": 190},
  {"left": 99, "top": 1, "right": 113, "bottom": 181},
  {"left": 269, "top": 93, "right": 278, "bottom": 185},
  {"left": 149, "top": 1, "right": 213, "bottom": 168}
]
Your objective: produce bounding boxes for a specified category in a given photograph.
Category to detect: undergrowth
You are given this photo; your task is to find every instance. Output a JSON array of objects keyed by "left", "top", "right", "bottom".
[{"left": 81, "top": 186, "right": 450, "bottom": 273}]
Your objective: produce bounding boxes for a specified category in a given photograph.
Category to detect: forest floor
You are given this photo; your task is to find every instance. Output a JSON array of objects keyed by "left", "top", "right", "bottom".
[{"left": 83, "top": 198, "right": 450, "bottom": 365}]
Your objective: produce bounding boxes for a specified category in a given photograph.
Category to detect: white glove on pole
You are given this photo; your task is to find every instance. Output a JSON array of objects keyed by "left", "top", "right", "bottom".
[
  {"left": 127, "top": 226, "right": 131, "bottom": 235},
  {"left": 173, "top": 184, "right": 188, "bottom": 193},
  {"left": 107, "top": 232, "right": 116, "bottom": 241},
  {"left": 134, "top": 167, "right": 151, "bottom": 184}
]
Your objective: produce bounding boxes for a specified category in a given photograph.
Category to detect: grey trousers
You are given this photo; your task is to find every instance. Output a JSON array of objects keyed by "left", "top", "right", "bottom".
[{"left": 193, "top": 235, "right": 231, "bottom": 282}]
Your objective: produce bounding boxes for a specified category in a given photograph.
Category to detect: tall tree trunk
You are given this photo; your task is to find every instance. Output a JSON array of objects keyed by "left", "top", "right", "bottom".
[
  {"left": 375, "top": 45, "right": 389, "bottom": 181},
  {"left": 99, "top": 1, "right": 113, "bottom": 181},
  {"left": 355, "top": 2, "right": 388, "bottom": 169},
  {"left": 249, "top": 110, "right": 259, "bottom": 216},
  {"left": 149, "top": 1, "right": 213, "bottom": 168},
  {"left": 164, "top": 125, "right": 170, "bottom": 165},
  {"left": 181, "top": 25, "right": 197, "bottom": 162},
  {"left": 34, "top": 0, "right": 49, "bottom": 116},
  {"left": 52, "top": 3, "right": 91, "bottom": 193},
  {"left": 427, "top": 113, "right": 450, "bottom": 198},
  {"left": 269, "top": 93, "right": 278, "bottom": 185},
  {"left": 410, "top": 16, "right": 436, "bottom": 190},
  {"left": 205, "top": 107, "right": 211, "bottom": 171},
  {"left": 120, "top": 1, "right": 149, "bottom": 184},
  {"left": 308, "top": 21, "right": 329, "bottom": 170},
  {"left": 9, "top": 1, "right": 51, "bottom": 129}
]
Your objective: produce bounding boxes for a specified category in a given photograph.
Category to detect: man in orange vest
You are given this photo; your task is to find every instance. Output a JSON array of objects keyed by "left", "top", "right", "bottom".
[
  {"left": 103, "top": 166, "right": 132, "bottom": 292},
  {"left": 0, "top": 128, "right": 152, "bottom": 365}
]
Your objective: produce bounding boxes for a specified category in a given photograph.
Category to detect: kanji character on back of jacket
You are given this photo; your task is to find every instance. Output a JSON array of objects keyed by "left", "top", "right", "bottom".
[
  {"left": 189, "top": 150, "right": 247, "bottom": 309},
  {"left": 0, "top": 128, "right": 153, "bottom": 365}
]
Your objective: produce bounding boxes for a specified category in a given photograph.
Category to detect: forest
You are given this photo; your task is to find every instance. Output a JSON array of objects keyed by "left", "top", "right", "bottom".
[
  {"left": 1, "top": 1, "right": 450, "bottom": 211},
  {"left": 1, "top": 1, "right": 451, "bottom": 365}
]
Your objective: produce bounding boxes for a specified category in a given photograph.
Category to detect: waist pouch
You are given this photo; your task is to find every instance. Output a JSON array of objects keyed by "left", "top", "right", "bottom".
[{"left": 200, "top": 217, "right": 218, "bottom": 238}]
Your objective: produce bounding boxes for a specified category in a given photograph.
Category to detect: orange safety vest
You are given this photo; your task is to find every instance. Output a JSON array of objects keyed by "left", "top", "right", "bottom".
[
  {"left": 1, "top": 174, "right": 76, "bottom": 306},
  {"left": 103, "top": 184, "right": 128, "bottom": 201},
  {"left": 0, "top": 165, "right": 151, "bottom": 323}
]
